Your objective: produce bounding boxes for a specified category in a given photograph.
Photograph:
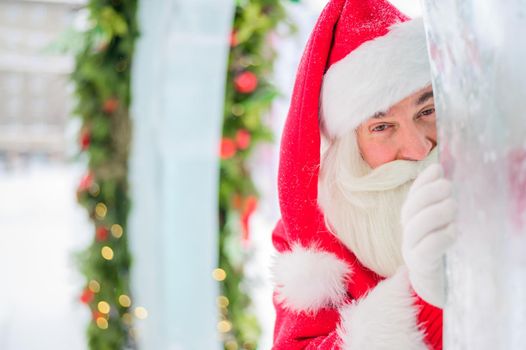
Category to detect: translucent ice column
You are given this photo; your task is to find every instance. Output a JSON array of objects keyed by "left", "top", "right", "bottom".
[
  {"left": 129, "top": 0, "right": 233, "bottom": 349},
  {"left": 420, "top": 1, "right": 526, "bottom": 348}
]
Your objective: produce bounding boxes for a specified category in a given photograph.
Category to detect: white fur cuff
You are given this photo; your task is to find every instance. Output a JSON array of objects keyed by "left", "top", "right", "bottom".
[
  {"left": 337, "top": 267, "right": 427, "bottom": 350},
  {"left": 272, "top": 244, "right": 353, "bottom": 313},
  {"left": 320, "top": 18, "right": 431, "bottom": 138}
]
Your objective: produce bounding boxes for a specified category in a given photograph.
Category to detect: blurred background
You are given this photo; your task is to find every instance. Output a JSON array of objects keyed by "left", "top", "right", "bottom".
[{"left": 0, "top": 0, "right": 420, "bottom": 349}]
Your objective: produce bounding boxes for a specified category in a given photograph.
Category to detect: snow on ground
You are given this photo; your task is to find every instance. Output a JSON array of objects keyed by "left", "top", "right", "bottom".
[{"left": 0, "top": 160, "right": 90, "bottom": 349}]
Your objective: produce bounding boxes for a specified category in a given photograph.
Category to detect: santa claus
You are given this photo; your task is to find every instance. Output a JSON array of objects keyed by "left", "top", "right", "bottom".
[{"left": 271, "top": 0, "right": 456, "bottom": 349}]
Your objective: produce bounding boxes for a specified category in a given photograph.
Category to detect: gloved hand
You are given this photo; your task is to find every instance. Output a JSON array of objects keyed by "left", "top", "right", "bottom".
[{"left": 401, "top": 163, "right": 457, "bottom": 308}]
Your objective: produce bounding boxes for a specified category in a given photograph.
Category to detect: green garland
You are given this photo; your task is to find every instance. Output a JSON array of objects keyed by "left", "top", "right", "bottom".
[
  {"left": 71, "top": 1, "right": 139, "bottom": 349},
  {"left": 218, "top": 1, "right": 292, "bottom": 349}
]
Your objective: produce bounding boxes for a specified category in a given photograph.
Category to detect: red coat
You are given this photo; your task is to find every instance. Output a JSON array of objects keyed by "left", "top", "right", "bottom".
[
  {"left": 271, "top": 216, "right": 442, "bottom": 349},
  {"left": 270, "top": 0, "right": 443, "bottom": 348}
]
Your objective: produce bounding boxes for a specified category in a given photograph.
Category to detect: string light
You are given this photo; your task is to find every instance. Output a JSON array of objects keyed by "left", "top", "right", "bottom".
[
  {"left": 111, "top": 224, "right": 123, "bottom": 238},
  {"left": 212, "top": 268, "right": 227, "bottom": 281},
  {"left": 129, "top": 327, "right": 138, "bottom": 339},
  {"left": 243, "top": 341, "right": 255, "bottom": 350},
  {"left": 88, "top": 280, "right": 100, "bottom": 293},
  {"left": 231, "top": 104, "right": 245, "bottom": 116},
  {"left": 217, "top": 320, "right": 232, "bottom": 333},
  {"left": 96, "top": 317, "right": 108, "bottom": 329},
  {"left": 225, "top": 340, "right": 238, "bottom": 350},
  {"left": 101, "top": 246, "right": 114, "bottom": 260},
  {"left": 118, "top": 294, "right": 131, "bottom": 307},
  {"left": 217, "top": 296, "right": 229, "bottom": 308},
  {"left": 98, "top": 301, "right": 111, "bottom": 314},
  {"left": 238, "top": 57, "right": 252, "bottom": 67},
  {"left": 89, "top": 183, "right": 100, "bottom": 197},
  {"left": 134, "top": 306, "right": 148, "bottom": 319},
  {"left": 95, "top": 203, "right": 108, "bottom": 219},
  {"left": 122, "top": 313, "right": 133, "bottom": 325}
]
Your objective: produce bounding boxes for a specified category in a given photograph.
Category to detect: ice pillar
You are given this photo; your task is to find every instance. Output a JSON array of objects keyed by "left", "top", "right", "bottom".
[
  {"left": 420, "top": 1, "right": 526, "bottom": 348},
  {"left": 129, "top": 0, "right": 234, "bottom": 348}
]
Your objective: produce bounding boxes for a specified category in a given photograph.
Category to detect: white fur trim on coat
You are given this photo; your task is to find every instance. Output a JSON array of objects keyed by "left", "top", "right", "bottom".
[
  {"left": 320, "top": 18, "right": 431, "bottom": 139},
  {"left": 337, "top": 267, "right": 427, "bottom": 350},
  {"left": 272, "top": 244, "right": 353, "bottom": 313}
]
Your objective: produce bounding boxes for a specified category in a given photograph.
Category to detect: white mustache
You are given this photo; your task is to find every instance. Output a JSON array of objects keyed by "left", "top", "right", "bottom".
[{"left": 338, "top": 147, "right": 439, "bottom": 193}]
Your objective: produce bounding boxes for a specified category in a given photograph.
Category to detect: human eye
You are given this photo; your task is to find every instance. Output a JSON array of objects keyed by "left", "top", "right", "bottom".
[
  {"left": 419, "top": 107, "right": 435, "bottom": 117},
  {"left": 370, "top": 124, "right": 391, "bottom": 132}
]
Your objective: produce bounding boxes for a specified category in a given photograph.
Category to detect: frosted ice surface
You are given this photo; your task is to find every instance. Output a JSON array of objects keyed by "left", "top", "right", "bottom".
[{"left": 421, "top": 0, "right": 526, "bottom": 348}]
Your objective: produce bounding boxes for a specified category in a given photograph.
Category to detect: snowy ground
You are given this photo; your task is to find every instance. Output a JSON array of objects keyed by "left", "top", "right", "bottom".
[{"left": 0, "top": 160, "right": 89, "bottom": 349}]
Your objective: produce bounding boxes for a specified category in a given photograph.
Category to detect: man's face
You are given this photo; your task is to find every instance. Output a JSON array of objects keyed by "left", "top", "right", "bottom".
[{"left": 356, "top": 86, "right": 437, "bottom": 169}]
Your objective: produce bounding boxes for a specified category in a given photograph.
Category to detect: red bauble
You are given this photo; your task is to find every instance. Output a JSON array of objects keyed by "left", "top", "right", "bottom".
[
  {"left": 79, "top": 130, "right": 90, "bottom": 150},
  {"left": 96, "top": 226, "right": 109, "bottom": 241},
  {"left": 78, "top": 171, "right": 94, "bottom": 192},
  {"left": 80, "top": 288, "right": 94, "bottom": 304},
  {"left": 240, "top": 196, "right": 258, "bottom": 244},
  {"left": 235, "top": 129, "right": 251, "bottom": 150},
  {"left": 234, "top": 71, "right": 258, "bottom": 94},
  {"left": 230, "top": 31, "right": 239, "bottom": 47},
  {"left": 103, "top": 98, "right": 119, "bottom": 114},
  {"left": 220, "top": 138, "right": 237, "bottom": 159}
]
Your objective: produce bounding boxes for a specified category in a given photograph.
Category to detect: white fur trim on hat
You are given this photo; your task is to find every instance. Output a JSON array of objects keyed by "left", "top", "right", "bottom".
[
  {"left": 272, "top": 244, "right": 353, "bottom": 313},
  {"left": 337, "top": 267, "right": 427, "bottom": 349},
  {"left": 320, "top": 18, "right": 431, "bottom": 138}
]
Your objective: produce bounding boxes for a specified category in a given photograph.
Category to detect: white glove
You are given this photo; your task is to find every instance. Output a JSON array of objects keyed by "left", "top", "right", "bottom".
[{"left": 401, "top": 163, "right": 457, "bottom": 308}]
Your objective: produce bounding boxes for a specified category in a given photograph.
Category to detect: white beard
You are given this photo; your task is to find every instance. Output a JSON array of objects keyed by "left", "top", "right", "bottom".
[{"left": 318, "top": 133, "right": 439, "bottom": 277}]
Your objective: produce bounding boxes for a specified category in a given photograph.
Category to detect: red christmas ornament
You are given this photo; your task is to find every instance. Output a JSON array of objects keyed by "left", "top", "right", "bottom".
[
  {"left": 78, "top": 171, "right": 94, "bottom": 192},
  {"left": 96, "top": 226, "right": 109, "bottom": 241},
  {"left": 80, "top": 288, "right": 94, "bottom": 304},
  {"left": 235, "top": 129, "right": 251, "bottom": 150},
  {"left": 220, "top": 138, "right": 237, "bottom": 159},
  {"left": 240, "top": 195, "right": 258, "bottom": 244},
  {"left": 79, "top": 129, "right": 91, "bottom": 150},
  {"left": 234, "top": 71, "right": 258, "bottom": 94},
  {"left": 102, "top": 98, "right": 119, "bottom": 114},
  {"left": 230, "top": 31, "right": 239, "bottom": 47}
]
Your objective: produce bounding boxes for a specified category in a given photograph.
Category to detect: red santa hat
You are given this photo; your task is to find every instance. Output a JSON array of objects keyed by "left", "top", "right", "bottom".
[{"left": 321, "top": 12, "right": 431, "bottom": 139}]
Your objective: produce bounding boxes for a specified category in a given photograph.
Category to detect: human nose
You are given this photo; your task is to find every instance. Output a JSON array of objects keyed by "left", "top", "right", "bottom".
[{"left": 397, "top": 124, "right": 434, "bottom": 161}]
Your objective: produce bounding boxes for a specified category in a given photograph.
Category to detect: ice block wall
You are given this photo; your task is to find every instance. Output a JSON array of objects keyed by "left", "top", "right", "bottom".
[{"left": 420, "top": 1, "right": 526, "bottom": 348}]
